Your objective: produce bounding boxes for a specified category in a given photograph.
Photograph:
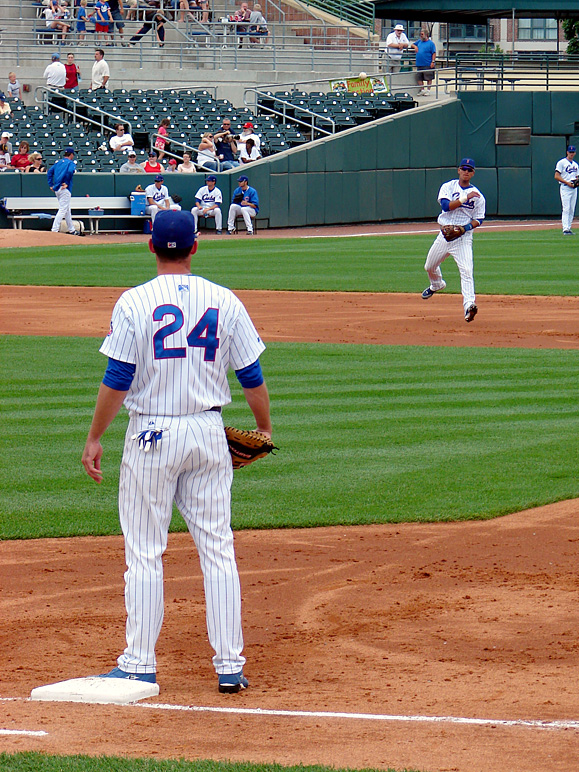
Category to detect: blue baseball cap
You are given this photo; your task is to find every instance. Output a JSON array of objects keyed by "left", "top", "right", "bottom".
[
  {"left": 237, "top": 175, "right": 249, "bottom": 182},
  {"left": 206, "top": 175, "right": 217, "bottom": 182},
  {"left": 64, "top": 146, "right": 75, "bottom": 154},
  {"left": 568, "top": 145, "right": 576, "bottom": 153},
  {"left": 459, "top": 157, "right": 475, "bottom": 170},
  {"left": 151, "top": 210, "right": 197, "bottom": 250},
  {"left": 154, "top": 174, "right": 164, "bottom": 182},
  {"left": 52, "top": 52, "right": 60, "bottom": 59}
]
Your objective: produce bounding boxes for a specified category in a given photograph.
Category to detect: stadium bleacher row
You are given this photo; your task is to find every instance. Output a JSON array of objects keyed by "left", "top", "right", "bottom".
[{"left": 3, "top": 87, "right": 416, "bottom": 172}]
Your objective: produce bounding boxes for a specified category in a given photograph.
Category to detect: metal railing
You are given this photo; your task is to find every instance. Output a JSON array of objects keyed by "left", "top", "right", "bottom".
[
  {"left": 440, "top": 53, "right": 579, "bottom": 92},
  {"left": 35, "top": 86, "right": 133, "bottom": 136},
  {"left": 245, "top": 87, "right": 335, "bottom": 137},
  {"left": 295, "top": 0, "right": 374, "bottom": 31}
]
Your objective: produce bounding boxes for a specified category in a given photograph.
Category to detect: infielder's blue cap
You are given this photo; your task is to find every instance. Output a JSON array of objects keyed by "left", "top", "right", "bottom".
[
  {"left": 568, "top": 145, "right": 576, "bottom": 153},
  {"left": 459, "top": 157, "right": 475, "bottom": 169},
  {"left": 237, "top": 175, "right": 249, "bottom": 182},
  {"left": 151, "top": 210, "right": 197, "bottom": 250},
  {"left": 206, "top": 175, "right": 217, "bottom": 182}
]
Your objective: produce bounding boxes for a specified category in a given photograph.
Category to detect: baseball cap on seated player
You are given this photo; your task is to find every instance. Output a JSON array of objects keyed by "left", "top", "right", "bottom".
[
  {"left": 237, "top": 175, "right": 249, "bottom": 182},
  {"left": 459, "top": 157, "right": 475, "bottom": 170},
  {"left": 154, "top": 174, "right": 164, "bottom": 182},
  {"left": 151, "top": 210, "right": 197, "bottom": 250},
  {"left": 568, "top": 145, "right": 576, "bottom": 153},
  {"left": 206, "top": 175, "right": 217, "bottom": 181}
]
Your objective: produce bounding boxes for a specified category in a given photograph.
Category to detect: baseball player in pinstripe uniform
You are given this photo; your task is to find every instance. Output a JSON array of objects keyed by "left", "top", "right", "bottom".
[
  {"left": 81, "top": 209, "right": 272, "bottom": 693},
  {"left": 554, "top": 145, "right": 579, "bottom": 235},
  {"left": 422, "top": 158, "right": 486, "bottom": 323}
]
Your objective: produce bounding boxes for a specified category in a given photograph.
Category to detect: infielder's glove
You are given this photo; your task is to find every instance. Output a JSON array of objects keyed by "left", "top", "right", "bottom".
[
  {"left": 441, "top": 224, "right": 466, "bottom": 242},
  {"left": 572, "top": 178, "right": 579, "bottom": 188},
  {"left": 224, "top": 426, "right": 277, "bottom": 469}
]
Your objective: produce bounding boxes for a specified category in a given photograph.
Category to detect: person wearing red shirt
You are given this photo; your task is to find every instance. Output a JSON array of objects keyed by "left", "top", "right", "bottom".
[
  {"left": 143, "top": 150, "right": 165, "bottom": 174},
  {"left": 10, "top": 140, "right": 31, "bottom": 170},
  {"left": 64, "top": 52, "right": 81, "bottom": 90}
]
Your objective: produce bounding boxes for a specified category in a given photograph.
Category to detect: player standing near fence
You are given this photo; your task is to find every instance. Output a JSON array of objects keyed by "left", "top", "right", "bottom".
[
  {"left": 47, "top": 147, "right": 83, "bottom": 236},
  {"left": 81, "top": 209, "right": 272, "bottom": 693},
  {"left": 422, "top": 157, "right": 485, "bottom": 323},
  {"left": 554, "top": 145, "right": 579, "bottom": 235}
]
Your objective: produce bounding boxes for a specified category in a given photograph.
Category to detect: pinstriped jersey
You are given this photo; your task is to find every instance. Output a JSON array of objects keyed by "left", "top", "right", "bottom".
[
  {"left": 436, "top": 179, "right": 486, "bottom": 227},
  {"left": 100, "top": 274, "right": 265, "bottom": 416}
]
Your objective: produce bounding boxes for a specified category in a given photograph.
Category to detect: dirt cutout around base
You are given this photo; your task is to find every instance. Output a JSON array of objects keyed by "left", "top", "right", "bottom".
[{"left": 1, "top": 222, "right": 578, "bottom": 772}]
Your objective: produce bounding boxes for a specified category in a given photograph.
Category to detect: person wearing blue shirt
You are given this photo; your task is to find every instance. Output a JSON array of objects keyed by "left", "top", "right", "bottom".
[
  {"left": 227, "top": 175, "right": 259, "bottom": 235},
  {"left": 411, "top": 28, "right": 437, "bottom": 97},
  {"left": 47, "top": 147, "right": 82, "bottom": 236}
]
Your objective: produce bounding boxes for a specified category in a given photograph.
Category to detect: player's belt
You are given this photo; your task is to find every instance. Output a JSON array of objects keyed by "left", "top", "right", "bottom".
[{"left": 206, "top": 406, "right": 222, "bottom": 413}]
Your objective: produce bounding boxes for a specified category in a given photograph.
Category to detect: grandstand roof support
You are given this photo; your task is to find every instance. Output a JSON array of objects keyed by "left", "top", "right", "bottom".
[{"left": 371, "top": 0, "right": 579, "bottom": 23}]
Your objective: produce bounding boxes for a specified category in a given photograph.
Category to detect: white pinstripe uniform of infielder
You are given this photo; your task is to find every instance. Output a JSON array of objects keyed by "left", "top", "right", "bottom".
[
  {"left": 82, "top": 210, "right": 270, "bottom": 692},
  {"left": 423, "top": 159, "right": 486, "bottom": 322},
  {"left": 145, "top": 178, "right": 180, "bottom": 222},
  {"left": 192, "top": 180, "right": 223, "bottom": 233},
  {"left": 554, "top": 146, "right": 579, "bottom": 234}
]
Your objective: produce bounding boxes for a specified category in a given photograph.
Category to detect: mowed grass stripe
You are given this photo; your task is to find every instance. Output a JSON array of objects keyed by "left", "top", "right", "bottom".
[
  {"left": 0, "top": 230, "right": 576, "bottom": 295},
  {"left": 1, "top": 337, "right": 578, "bottom": 539}
]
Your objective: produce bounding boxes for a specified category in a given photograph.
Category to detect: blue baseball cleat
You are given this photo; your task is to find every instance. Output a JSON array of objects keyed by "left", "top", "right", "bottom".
[
  {"left": 99, "top": 667, "right": 157, "bottom": 683},
  {"left": 218, "top": 671, "right": 248, "bottom": 693},
  {"left": 421, "top": 280, "right": 446, "bottom": 300}
]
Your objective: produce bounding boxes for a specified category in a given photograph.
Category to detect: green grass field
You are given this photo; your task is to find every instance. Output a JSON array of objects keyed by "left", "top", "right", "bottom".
[{"left": 0, "top": 230, "right": 577, "bottom": 295}]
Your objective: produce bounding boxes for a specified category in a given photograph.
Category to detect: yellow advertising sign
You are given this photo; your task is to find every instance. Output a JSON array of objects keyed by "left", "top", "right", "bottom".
[{"left": 329, "top": 75, "right": 389, "bottom": 94}]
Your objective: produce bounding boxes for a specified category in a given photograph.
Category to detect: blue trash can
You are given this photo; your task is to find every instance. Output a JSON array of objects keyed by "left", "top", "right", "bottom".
[{"left": 130, "top": 192, "right": 147, "bottom": 216}]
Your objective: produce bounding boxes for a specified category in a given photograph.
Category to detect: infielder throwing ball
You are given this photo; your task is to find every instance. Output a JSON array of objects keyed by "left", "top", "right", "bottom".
[
  {"left": 81, "top": 209, "right": 272, "bottom": 694},
  {"left": 422, "top": 157, "right": 486, "bottom": 323},
  {"left": 554, "top": 145, "right": 579, "bottom": 235}
]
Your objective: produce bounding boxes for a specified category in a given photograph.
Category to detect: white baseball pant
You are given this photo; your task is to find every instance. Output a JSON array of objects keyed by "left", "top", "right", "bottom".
[
  {"left": 227, "top": 204, "right": 256, "bottom": 233},
  {"left": 425, "top": 231, "right": 475, "bottom": 312},
  {"left": 51, "top": 187, "right": 75, "bottom": 233},
  {"left": 192, "top": 206, "right": 223, "bottom": 231},
  {"left": 116, "top": 410, "right": 245, "bottom": 676},
  {"left": 146, "top": 204, "right": 180, "bottom": 222},
  {"left": 560, "top": 184, "right": 577, "bottom": 232}
]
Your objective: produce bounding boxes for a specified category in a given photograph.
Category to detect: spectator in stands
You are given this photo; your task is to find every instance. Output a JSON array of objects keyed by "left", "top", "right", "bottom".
[
  {"left": 64, "top": 52, "right": 81, "bottom": 90},
  {"left": 91, "top": 49, "right": 110, "bottom": 90},
  {"left": 0, "top": 138, "right": 11, "bottom": 171},
  {"left": 92, "top": 0, "right": 113, "bottom": 45},
  {"left": 154, "top": 117, "right": 171, "bottom": 160},
  {"left": 177, "top": 151, "right": 195, "bottom": 173},
  {"left": 239, "top": 137, "right": 261, "bottom": 164},
  {"left": 178, "top": 0, "right": 210, "bottom": 24},
  {"left": 108, "top": 0, "right": 129, "bottom": 46},
  {"left": 143, "top": 149, "right": 165, "bottom": 173},
  {"left": 231, "top": 1, "right": 251, "bottom": 47},
  {"left": 7, "top": 73, "right": 22, "bottom": 101},
  {"left": 165, "top": 158, "right": 178, "bottom": 172},
  {"left": 236, "top": 121, "right": 260, "bottom": 153},
  {"left": 227, "top": 174, "right": 258, "bottom": 235},
  {"left": 248, "top": 3, "right": 268, "bottom": 44},
  {"left": 44, "top": 53, "right": 67, "bottom": 89},
  {"left": 0, "top": 131, "right": 13, "bottom": 153},
  {"left": 76, "top": 0, "right": 89, "bottom": 45},
  {"left": 119, "top": 149, "right": 145, "bottom": 173},
  {"left": 196, "top": 132, "right": 219, "bottom": 171},
  {"left": 110, "top": 122, "right": 134, "bottom": 153},
  {"left": 145, "top": 174, "right": 180, "bottom": 221},
  {"left": 0, "top": 93, "right": 12, "bottom": 118},
  {"left": 10, "top": 140, "right": 31, "bottom": 171},
  {"left": 44, "top": 4, "right": 71, "bottom": 42},
  {"left": 411, "top": 28, "right": 436, "bottom": 96},
  {"left": 192, "top": 175, "right": 223, "bottom": 234},
  {"left": 26, "top": 153, "right": 46, "bottom": 173},
  {"left": 214, "top": 120, "right": 240, "bottom": 169},
  {"left": 129, "top": 0, "right": 165, "bottom": 46},
  {"left": 384, "top": 24, "right": 409, "bottom": 74},
  {"left": 125, "top": 0, "right": 138, "bottom": 21}
]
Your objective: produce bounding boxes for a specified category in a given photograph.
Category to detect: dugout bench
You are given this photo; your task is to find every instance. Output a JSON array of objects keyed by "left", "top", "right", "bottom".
[{"left": 2, "top": 196, "right": 150, "bottom": 234}]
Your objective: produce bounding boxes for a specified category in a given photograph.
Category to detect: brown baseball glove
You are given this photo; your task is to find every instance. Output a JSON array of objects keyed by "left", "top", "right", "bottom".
[
  {"left": 224, "top": 426, "right": 277, "bottom": 469},
  {"left": 572, "top": 178, "right": 579, "bottom": 188},
  {"left": 441, "top": 224, "right": 466, "bottom": 242}
]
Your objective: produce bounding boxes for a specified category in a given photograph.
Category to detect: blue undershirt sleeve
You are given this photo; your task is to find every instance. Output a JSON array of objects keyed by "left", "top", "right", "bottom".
[
  {"left": 440, "top": 198, "right": 451, "bottom": 212},
  {"left": 102, "top": 357, "right": 136, "bottom": 391},
  {"left": 235, "top": 359, "right": 263, "bottom": 388}
]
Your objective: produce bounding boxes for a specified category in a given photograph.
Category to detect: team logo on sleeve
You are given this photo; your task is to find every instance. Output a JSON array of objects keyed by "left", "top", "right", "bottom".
[
  {"left": 107, "top": 322, "right": 114, "bottom": 336},
  {"left": 178, "top": 285, "right": 189, "bottom": 292}
]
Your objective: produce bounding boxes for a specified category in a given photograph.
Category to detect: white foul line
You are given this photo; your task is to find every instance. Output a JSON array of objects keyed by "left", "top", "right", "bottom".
[
  {"left": 0, "top": 728, "right": 48, "bottom": 736},
  {"left": 137, "top": 703, "right": 579, "bottom": 731}
]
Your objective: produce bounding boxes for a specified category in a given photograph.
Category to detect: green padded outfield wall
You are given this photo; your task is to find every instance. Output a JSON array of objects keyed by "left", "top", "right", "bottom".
[{"left": 1, "top": 92, "right": 575, "bottom": 228}]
